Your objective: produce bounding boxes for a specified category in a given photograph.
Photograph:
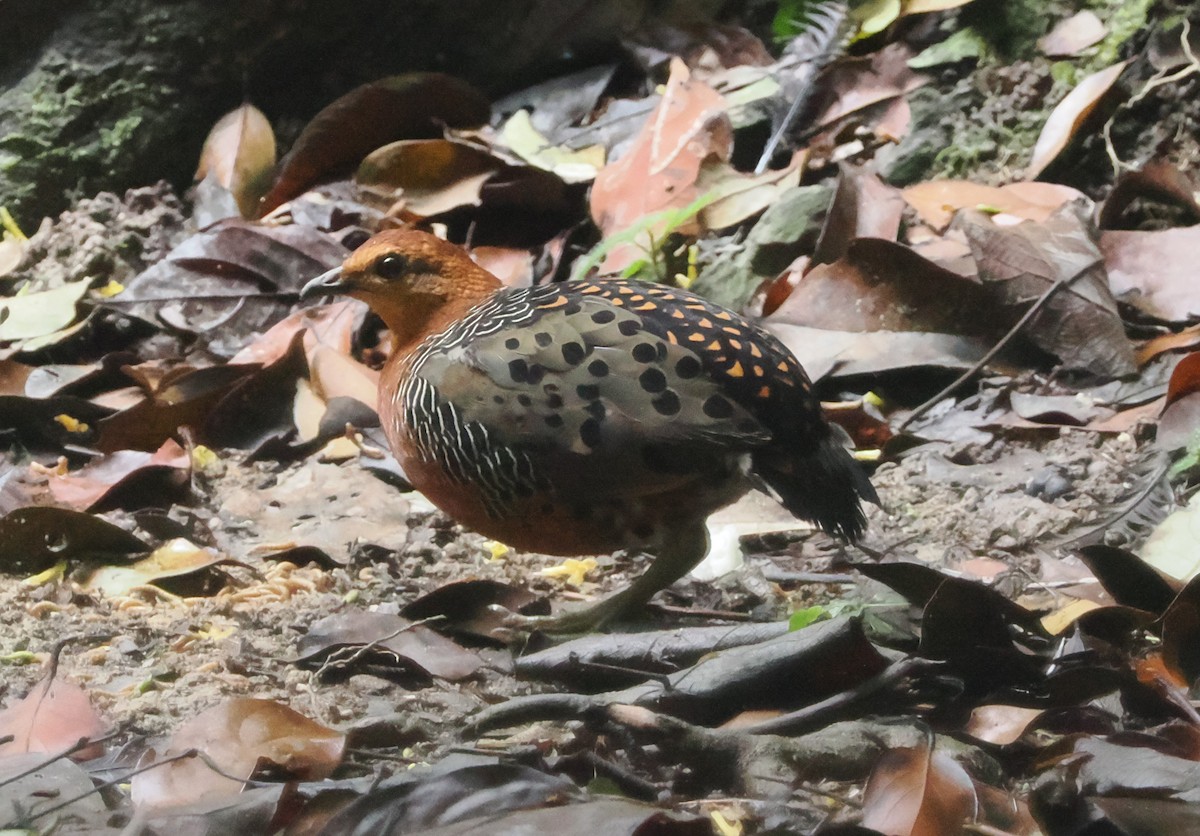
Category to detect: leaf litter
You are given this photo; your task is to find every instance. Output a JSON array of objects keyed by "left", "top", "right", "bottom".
[{"left": 6, "top": 4, "right": 1200, "bottom": 833}]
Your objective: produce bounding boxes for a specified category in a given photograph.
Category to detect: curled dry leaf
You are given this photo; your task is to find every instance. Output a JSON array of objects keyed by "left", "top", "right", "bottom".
[
  {"left": 356, "top": 139, "right": 501, "bottom": 218},
  {"left": 130, "top": 697, "right": 345, "bottom": 810},
  {"left": 195, "top": 103, "right": 277, "bottom": 219},
  {"left": 1027, "top": 61, "right": 1128, "bottom": 179}
]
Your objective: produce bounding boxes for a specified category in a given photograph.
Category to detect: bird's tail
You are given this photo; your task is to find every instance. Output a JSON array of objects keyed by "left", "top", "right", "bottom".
[{"left": 755, "top": 435, "right": 878, "bottom": 541}]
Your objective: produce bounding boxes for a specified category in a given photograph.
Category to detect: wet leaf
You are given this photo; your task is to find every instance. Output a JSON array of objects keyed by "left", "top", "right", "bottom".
[
  {"left": 195, "top": 103, "right": 277, "bottom": 218},
  {"left": 1076, "top": 544, "right": 1179, "bottom": 614},
  {"left": 1028, "top": 61, "right": 1127, "bottom": 179},
  {"left": 0, "top": 505, "right": 148, "bottom": 573},
  {"left": 130, "top": 697, "right": 344, "bottom": 809},
  {"left": 260, "top": 73, "right": 490, "bottom": 214}
]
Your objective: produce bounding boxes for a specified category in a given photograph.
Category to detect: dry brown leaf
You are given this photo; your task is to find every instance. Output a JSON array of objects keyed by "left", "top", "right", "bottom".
[
  {"left": 1028, "top": 61, "right": 1128, "bottom": 178},
  {"left": 814, "top": 43, "right": 928, "bottom": 130},
  {"left": 861, "top": 742, "right": 978, "bottom": 836},
  {"left": 195, "top": 103, "right": 277, "bottom": 218},
  {"left": 259, "top": 73, "right": 490, "bottom": 214},
  {"left": 131, "top": 698, "right": 344, "bottom": 810},
  {"left": 960, "top": 208, "right": 1136, "bottom": 378},
  {"left": 589, "top": 57, "right": 731, "bottom": 272},
  {"left": 356, "top": 139, "right": 501, "bottom": 218},
  {"left": 902, "top": 180, "right": 1085, "bottom": 231}
]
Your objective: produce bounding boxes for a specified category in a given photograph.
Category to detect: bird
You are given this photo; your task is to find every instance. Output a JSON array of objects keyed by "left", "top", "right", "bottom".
[{"left": 301, "top": 229, "right": 877, "bottom": 632}]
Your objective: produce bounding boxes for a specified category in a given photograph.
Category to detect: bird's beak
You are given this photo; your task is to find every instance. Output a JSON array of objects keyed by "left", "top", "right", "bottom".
[{"left": 300, "top": 266, "right": 349, "bottom": 301}]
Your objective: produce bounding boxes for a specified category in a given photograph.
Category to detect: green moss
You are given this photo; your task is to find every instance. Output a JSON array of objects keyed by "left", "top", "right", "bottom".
[{"left": 1089, "top": 0, "right": 1154, "bottom": 68}]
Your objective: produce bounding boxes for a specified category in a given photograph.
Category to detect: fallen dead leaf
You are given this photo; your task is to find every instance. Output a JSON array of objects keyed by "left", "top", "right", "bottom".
[{"left": 1028, "top": 61, "right": 1128, "bottom": 179}]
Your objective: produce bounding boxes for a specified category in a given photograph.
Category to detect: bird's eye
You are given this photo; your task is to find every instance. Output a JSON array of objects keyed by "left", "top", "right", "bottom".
[{"left": 375, "top": 254, "right": 408, "bottom": 279}]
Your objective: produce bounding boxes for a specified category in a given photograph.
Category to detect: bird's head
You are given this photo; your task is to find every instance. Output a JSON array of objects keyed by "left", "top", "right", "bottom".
[{"left": 302, "top": 229, "right": 501, "bottom": 350}]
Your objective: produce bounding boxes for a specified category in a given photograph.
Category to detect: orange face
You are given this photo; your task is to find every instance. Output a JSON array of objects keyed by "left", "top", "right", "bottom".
[{"left": 302, "top": 229, "right": 501, "bottom": 352}]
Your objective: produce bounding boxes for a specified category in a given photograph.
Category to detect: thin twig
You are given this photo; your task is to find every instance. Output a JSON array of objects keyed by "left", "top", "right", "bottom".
[
  {"left": 23, "top": 749, "right": 199, "bottom": 824},
  {"left": 896, "top": 264, "right": 1091, "bottom": 434}
]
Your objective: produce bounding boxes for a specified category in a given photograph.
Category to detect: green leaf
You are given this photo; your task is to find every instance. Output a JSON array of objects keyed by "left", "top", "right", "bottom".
[{"left": 789, "top": 605, "right": 829, "bottom": 630}]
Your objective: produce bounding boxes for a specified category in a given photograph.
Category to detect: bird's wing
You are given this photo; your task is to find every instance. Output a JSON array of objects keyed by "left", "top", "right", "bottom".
[{"left": 429, "top": 291, "right": 772, "bottom": 459}]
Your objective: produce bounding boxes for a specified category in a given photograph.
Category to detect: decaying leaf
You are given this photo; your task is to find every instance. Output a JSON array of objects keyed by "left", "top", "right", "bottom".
[{"left": 959, "top": 207, "right": 1136, "bottom": 378}]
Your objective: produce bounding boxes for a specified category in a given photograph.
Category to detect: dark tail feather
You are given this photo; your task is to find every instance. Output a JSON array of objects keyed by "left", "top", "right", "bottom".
[{"left": 756, "top": 437, "right": 878, "bottom": 541}]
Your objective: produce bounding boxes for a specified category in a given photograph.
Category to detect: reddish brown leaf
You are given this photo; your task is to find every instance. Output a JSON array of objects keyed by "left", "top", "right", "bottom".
[
  {"left": 259, "top": 73, "right": 490, "bottom": 214},
  {"left": 861, "top": 741, "right": 977, "bottom": 836},
  {"left": 589, "top": 57, "right": 731, "bottom": 272},
  {"left": 0, "top": 674, "right": 108, "bottom": 760}
]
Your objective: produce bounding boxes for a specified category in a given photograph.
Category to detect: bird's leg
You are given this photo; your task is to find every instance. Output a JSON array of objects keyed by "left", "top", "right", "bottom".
[{"left": 538, "top": 523, "right": 711, "bottom": 634}]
